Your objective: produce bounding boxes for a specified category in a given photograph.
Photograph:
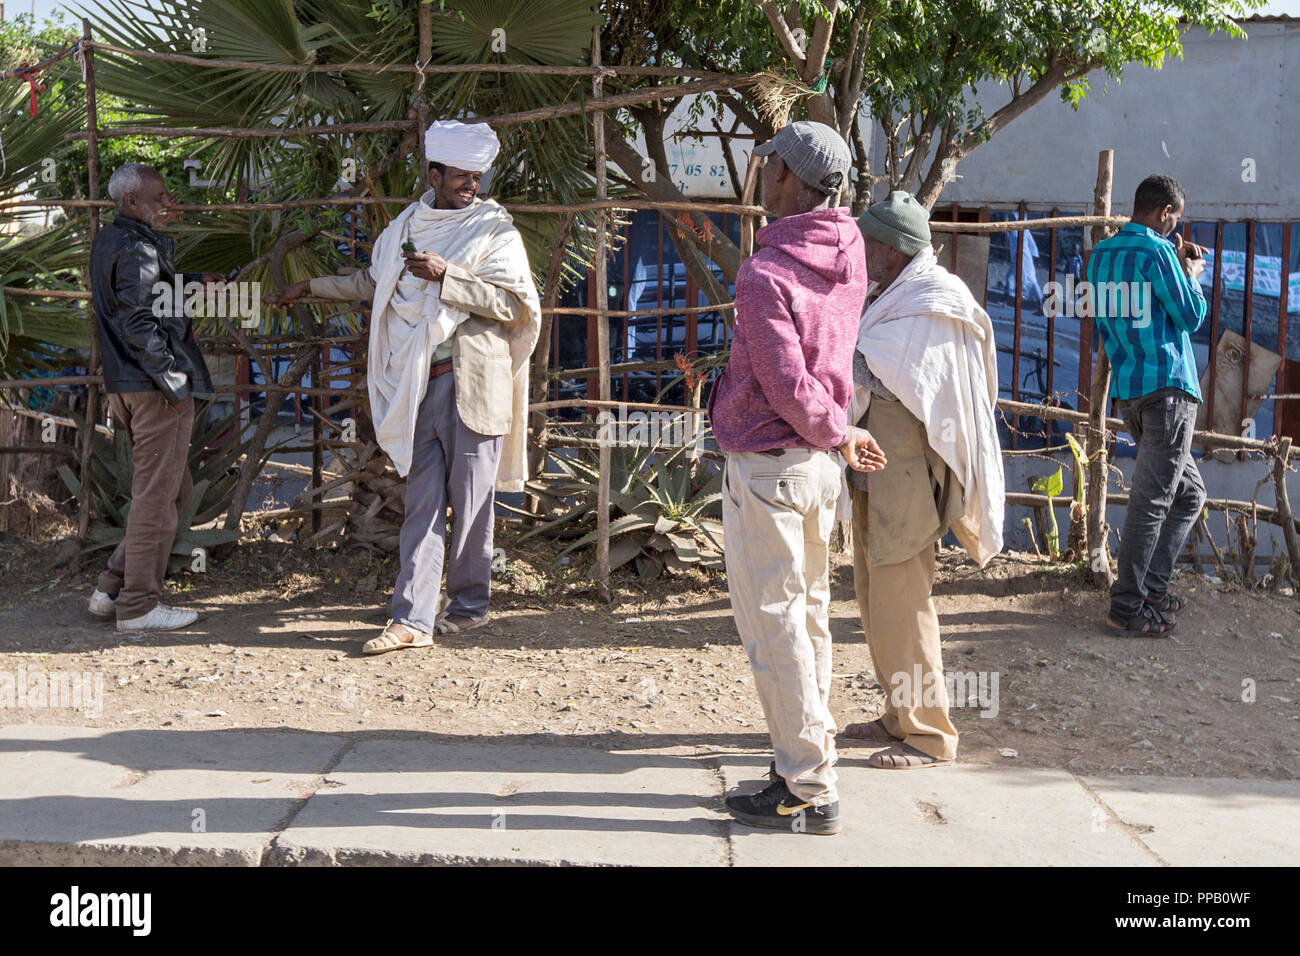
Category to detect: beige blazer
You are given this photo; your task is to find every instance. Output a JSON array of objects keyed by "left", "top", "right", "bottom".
[{"left": 310, "top": 261, "right": 527, "bottom": 438}]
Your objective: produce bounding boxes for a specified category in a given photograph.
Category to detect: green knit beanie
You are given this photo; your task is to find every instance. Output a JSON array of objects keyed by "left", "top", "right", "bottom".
[{"left": 858, "top": 190, "right": 932, "bottom": 255}]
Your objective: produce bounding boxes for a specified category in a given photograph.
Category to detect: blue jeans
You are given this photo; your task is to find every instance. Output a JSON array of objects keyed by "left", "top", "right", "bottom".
[{"left": 1110, "top": 387, "right": 1207, "bottom": 619}]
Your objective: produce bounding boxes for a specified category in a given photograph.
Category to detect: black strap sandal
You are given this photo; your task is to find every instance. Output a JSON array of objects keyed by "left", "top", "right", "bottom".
[
  {"left": 1149, "top": 591, "right": 1188, "bottom": 614},
  {"left": 1105, "top": 603, "right": 1176, "bottom": 636}
]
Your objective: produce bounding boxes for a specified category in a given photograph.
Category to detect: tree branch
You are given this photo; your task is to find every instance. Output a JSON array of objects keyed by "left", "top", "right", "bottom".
[
  {"left": 850, "top": 119, "right": 873, "bottom": 215},
  {"left": 899, "top": 112, "right": 939, "bottom": 192},
  {"left": 837, "top": 4, "right": 870, "bottom": 137},
  {"left": 717, "top": 90, "right": 773, "bottom": 143},
  {"left": 604, "top": 118, "right": 739, "bottom": 296},
  {"left": 753, "top": 0, "right": 806, "bottom": 69},
  {"left": 712, "top": 116, "right": 745, "bottom": 201},
  {"left": 955, "top": 56, "right": 1090, "bottom": 157},
  {"left": 805, "top": 0, "right": 839, "bottom": 85},
  {"left": 914, "top": 56, "right": 1101, "bottom": 208}
]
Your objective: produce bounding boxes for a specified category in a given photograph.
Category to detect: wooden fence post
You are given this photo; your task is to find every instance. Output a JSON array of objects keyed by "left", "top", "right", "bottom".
[
  {"left": 76, "top": 19, "right": 102, "bottom": 544},
  {"left": 592, "top": 23, "right": 611, "bottom": 601},
  {"left": 1086, "top": 149, "right": 1116, "bottom": 588},
  {"left": 1273, "top": 437, "right": 1300, "bottom": 585}
]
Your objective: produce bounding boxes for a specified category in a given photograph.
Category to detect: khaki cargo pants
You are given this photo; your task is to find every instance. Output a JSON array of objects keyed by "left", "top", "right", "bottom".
[{"left": 722, "top": 448, "right": 841, "bottom": 806}]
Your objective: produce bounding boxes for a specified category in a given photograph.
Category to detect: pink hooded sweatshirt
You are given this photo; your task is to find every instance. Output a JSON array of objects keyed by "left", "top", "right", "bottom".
[{"left": 709, "top": 207, "right": 867, "bottom": 452}]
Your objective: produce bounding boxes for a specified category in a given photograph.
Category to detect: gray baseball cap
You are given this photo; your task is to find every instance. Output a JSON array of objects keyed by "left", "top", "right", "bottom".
[{"left": 755, "top": 120, "right": 850, "bottom": 196}]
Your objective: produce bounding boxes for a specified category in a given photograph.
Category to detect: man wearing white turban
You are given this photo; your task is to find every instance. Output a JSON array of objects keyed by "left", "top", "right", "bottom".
[{"left": 279, "top": 119, "right": 541, "bottom": 654}]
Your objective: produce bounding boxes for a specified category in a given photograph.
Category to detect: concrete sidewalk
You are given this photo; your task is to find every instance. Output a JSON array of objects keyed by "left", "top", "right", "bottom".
[{"left": 0, "top": 725, "right": 1295, "bottom": 866}]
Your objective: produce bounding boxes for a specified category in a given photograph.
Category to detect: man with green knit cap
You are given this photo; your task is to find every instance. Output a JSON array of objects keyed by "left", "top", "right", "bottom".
[{"left": 843, "top": 190, "right": 1005, "bottom": 768}]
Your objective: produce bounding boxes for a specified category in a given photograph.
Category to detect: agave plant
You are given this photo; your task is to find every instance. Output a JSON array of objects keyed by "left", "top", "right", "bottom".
[
  {"left": 522, "top": 430, "right": 724, "bottom": 578},
  {"left": 55, "top": 403, "right": 271, "bottom": 569}
]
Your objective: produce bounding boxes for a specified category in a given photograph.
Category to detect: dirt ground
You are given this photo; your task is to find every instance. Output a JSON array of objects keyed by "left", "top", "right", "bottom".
[{"left": 0, "top": 519, "right": 1297, "bottom": 781}]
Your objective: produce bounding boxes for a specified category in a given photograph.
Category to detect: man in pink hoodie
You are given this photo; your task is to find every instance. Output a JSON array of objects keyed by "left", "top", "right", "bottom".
[{"left": 710, "top": 121, "right": 885, "bottom": 835}]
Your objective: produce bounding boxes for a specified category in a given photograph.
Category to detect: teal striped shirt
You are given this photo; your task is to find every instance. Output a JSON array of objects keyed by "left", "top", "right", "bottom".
[{"left": 1087, "top": 222, "right": 1207, "bottom": 401}]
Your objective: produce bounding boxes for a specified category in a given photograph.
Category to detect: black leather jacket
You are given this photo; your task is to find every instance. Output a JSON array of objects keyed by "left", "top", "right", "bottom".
[{"left": 90, "top": 214, "right": 213, "bottom": 402}]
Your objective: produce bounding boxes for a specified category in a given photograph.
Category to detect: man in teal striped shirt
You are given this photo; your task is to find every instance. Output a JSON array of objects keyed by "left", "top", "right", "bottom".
[{"left": 1088, "top": 174, "right": 1207, "bottom": 636}]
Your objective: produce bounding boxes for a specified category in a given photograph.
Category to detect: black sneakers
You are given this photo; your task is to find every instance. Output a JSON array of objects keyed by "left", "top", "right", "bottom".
[{"left": 724, "top": 764, "right": 841, "bottom": 835}]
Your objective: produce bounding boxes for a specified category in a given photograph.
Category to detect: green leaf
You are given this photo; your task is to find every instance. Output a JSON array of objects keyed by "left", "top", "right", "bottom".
[
  {"left": 560, "top": 513, "right": 656, "bottom": 555},
  {"left": 1031, "top": 468, "right": 1064, "bottom": 499}
]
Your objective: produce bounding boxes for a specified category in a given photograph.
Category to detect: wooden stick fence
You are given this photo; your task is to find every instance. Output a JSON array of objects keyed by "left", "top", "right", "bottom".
[{"left": 2, "top": 23, "right": 1296, "bottom": 593}]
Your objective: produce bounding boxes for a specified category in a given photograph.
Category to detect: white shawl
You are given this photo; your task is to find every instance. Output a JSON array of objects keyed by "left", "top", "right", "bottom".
[
  {"left": 368, "top": 192, "right": 539, "bottom": 489},
  {"left": 850, "top": 247, "right": 1005, "bottom": 567}
]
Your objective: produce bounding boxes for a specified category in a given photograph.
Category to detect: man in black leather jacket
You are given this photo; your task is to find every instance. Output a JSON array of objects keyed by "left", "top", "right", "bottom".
[{"left": 87, "top": 164, "right": 221, "bottom": 632}]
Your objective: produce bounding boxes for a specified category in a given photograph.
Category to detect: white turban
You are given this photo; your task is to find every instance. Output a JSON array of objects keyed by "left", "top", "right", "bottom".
[{"left": 424, "top": 120, "right": 500, "bottom": 172}]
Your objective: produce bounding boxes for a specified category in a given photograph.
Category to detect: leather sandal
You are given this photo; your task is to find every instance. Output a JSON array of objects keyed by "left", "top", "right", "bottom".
[
  {"left": 362, "top": 620, "right": 433, "bottom": 655},
  {"left": 434, "top": 613, "right": 490, "bottom": 635},
  {"left": 1148, "top": 591, "right": 1188, "bottom": 615},
  {"left": 841, "top": 717, "right": 900, "bottom": 744},
  {"left": 1104, "top": 603, "right": 1176, "bottom": 636},
  {"left": 867, "top": 743, "right": 949, "bottom": 770}
]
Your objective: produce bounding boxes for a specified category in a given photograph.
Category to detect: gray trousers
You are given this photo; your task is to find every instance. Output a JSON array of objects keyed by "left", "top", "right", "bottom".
[
  {"left": 1111, "top": 387, "right": 1207, "bottom": 619},
  {"left": 390, "top": 372, "right": 502, "bottom": 633}
]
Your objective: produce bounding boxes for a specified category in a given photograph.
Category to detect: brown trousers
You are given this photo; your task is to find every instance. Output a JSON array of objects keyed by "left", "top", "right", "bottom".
[
  {"left": 96, "top": 391, "right": 194, "bottom": 619},
  {"left": 851, "top": 485, "right": 959, "bottom": 761}
]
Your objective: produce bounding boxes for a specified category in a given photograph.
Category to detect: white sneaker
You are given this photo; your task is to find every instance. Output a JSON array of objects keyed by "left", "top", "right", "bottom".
[
  {"left": 116, "top": 603, "right": 199, "bottom": 631},
  {"left": 88, "top": 589, "right": 116, "bottom": 618}
]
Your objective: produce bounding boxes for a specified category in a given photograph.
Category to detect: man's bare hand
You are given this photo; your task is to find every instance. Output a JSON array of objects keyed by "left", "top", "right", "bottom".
[
  {"left": 198, "top": 272, "right": 226, "bottom": 286},
  {"left": 1174, "top": 233, "right": 1206, "bottom": 281},
  {"left": 273, "top": 280, "right": 313, "bottom": 307},
  {"left": 838, "top": 426, "right": 887, "bottom": 473},
  {"left": 403, "top": 251, "right": 448, "bottom": 282}
]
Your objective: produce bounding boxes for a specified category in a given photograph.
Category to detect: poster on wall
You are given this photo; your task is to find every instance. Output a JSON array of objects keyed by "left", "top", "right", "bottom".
[{"left": 1199, "top": 249, "right": 1300, "bottom": 313}]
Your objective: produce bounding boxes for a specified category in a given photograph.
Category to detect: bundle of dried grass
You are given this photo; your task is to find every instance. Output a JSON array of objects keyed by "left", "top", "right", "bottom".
[{"left": 752, "top": 67, "right": 808, "bottom": 128}]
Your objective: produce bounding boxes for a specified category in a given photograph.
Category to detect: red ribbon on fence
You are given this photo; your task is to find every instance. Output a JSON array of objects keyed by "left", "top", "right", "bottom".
[{"left": 15, "top": 64, "right": 47, "bottom": 117}]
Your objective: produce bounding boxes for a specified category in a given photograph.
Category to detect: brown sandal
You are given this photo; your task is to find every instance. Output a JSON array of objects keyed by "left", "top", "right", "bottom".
[
  {"left": 434, "top": 613, "right": 490, "bottom": 635},
  {"left": 362, "top": 620, "right": 433, "bottom": 655},
  {"left": 867, "top": 743, "right": 948, "bottom": 770},
  {"left": 1104, "top": 604, "right": 1175, "bottom": 636},
  {"left": 841, "top": 717, "right": 899, "bottom": 744}
]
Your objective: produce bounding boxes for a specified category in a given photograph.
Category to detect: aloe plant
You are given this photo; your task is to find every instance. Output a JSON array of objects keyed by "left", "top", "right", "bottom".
[{"left": 523, "top": 431, "right": 724, "bottom": 578}]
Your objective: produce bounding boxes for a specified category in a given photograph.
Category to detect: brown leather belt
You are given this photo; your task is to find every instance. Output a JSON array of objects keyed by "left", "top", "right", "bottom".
[
  {"left": 430, "top": 359, "right": 454, "bottom": 379},
  {"left": 758, "top": 447, "right": 822, "bottom": 457}
]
